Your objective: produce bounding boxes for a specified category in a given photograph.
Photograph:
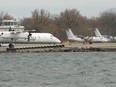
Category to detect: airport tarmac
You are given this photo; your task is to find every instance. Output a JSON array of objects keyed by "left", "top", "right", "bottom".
[{"left": 64, "top": 42, "right": 116, "bottom": 49}]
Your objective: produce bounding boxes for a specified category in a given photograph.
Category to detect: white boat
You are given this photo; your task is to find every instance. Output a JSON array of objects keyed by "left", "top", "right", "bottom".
[{"left": 0, "top": 20, "right": 24, "bottom": 32}]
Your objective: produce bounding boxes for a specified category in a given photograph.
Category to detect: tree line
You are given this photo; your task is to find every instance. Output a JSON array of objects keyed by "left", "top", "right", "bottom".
[{"left": 0, "top": 8, "right": 116, "bottom": 41}]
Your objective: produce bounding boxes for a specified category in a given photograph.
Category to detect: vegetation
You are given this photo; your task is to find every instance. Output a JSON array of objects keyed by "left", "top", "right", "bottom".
[{"left": 0, "top": 8, "right": 116, "bottom": 41}]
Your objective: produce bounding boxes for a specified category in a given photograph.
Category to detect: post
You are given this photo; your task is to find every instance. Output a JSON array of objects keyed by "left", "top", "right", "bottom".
[{"left": 6, "top": 43, "right": 16, "bottom": 52}]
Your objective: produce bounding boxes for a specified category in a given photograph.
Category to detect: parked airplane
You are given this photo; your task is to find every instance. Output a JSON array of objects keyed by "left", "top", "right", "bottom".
[
  {"left": 88, "top": 28, "right": 110, "bottom": 42},
  {"left": 0, "top": 20, "right": 61, "bottom": 46},
  {"left": 65, "top": 28, "right": 84, "bottom": 42},
  {"left": 0, "top": 31, "right": 61, "bottom": 44},
  {"left": 94, "top": 28, "right": 102, "bottom": 37},
  {"left": 65, "top": 28, "right": 110, "bottom": 43}
]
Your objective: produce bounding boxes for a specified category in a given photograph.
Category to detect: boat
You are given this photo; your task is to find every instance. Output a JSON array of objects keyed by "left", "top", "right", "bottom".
[{"left": 0, "top": 20, "right": 24, "bottom": 32}]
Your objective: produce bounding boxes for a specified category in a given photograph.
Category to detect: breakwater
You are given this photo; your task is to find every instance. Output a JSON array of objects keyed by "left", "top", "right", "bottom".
[
  {"left": 0, "top": 43, "right": 116, "bottom": 53},
  {"left": 6, "top": 44, "right": 64, "bottom": 53},
  {"left": 5, "top": 43, "right": 116, "bottom": 53}
]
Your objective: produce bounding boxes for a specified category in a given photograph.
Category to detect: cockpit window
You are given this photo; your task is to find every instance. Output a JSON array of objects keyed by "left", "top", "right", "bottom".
[{"left": 50, "top": 35, "right": 54, "bottom": 37}]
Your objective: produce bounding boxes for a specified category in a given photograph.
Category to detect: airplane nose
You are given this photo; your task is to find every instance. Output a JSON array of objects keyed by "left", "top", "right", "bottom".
[
  {"left": 55, "top": 37, "right": 61, "bottom": 43},
  {"left": 56, "top": 38, "right": 61, "bottom": 43}
]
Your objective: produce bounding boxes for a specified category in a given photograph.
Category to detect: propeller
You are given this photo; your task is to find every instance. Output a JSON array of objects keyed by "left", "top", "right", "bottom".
[{"left": 27, "top": 31, "right": 32, "bottom": 42}]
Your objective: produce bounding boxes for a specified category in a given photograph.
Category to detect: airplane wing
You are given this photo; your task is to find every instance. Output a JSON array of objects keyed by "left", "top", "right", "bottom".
[{"left": 10, "top": 31, "right": 22, "bottom": 34}]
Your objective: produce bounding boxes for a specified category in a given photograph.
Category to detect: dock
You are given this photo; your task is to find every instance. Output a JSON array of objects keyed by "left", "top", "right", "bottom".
[{"left": 0, "top": 42, "right": 116, "bottom": 53}]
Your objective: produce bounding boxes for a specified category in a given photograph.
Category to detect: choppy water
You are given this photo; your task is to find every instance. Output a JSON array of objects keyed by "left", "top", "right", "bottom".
[{"left": 0, "top": 52, "right": 116, "bottom": 87}]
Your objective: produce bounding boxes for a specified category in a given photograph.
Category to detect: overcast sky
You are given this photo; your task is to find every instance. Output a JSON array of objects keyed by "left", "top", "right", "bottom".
[{"left": 0, "top": 0, "right": 116, "bottom": 19}]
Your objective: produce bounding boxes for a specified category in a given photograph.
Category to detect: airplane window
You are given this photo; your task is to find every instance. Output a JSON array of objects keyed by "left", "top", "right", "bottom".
[
  {"left": 2, "top": 22, "right": 5, "bottom": 26},
  {"left": 4, "top": 22, "right": 10, "bottom": 26},
  {"left": 14, "top": 22, "right": 17, "bottom": 25},
  {"left": 10, "top": 22, "right": 13, "bottom": 25},
  {"left": 7, "top": 22, "right": 10, "bottom": 26},
  {"left": 5, "top": 22, "right": 7, "bottom": 26}
]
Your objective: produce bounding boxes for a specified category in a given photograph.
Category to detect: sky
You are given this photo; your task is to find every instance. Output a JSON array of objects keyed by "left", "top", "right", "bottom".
[{"left": 0, "top": 0, "right": 116, "bottom": 19}]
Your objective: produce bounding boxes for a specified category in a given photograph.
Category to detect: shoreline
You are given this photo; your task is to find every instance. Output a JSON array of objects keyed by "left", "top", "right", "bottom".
[{"left": 0, "top": 42, "right": 116, "bottom": 53}]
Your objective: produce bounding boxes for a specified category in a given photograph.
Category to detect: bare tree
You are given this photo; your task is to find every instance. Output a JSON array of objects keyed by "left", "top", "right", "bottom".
[
  {"left": 31, "top": 9, "right": 51, "bottom": 32},
  {"left": 3, "top": 12, "right": 14, "bottom": 20},
  {"left": 98, "top": 8, "right": 116, "bottom": 35},
  {"left": 0, "top": 11, "right": 4, "bottom": 25},
  {"left": 20, "top": 17, "right": 33, "bottom": 30},
  {"left": 54, "top": 9, "right": 81, "bottom": 29},
  {"left": 0, "top": 11, "right": 14, "bottom": 25}
]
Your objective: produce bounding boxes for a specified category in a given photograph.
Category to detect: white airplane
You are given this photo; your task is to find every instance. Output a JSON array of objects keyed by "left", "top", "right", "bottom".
[
  {"left": 0, "top": 19, "right": 61, "bottom": 46},
  {"left": 0, "top": 31, "right": 61, "bottom": 44},
  {"left": 65, "top": 28, "right": 84, "bottom": 42},
  {"left": 65, "top": 28, "right": 110, "bottom": 43},
  {"left": 88, "top": 28, "right": 110, "bottom": 42}
]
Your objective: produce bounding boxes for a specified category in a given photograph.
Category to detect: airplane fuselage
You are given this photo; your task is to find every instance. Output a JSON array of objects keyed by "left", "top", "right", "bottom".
[
  {"left": 0, "top": 32, "right": 61, "bottom": 44},
  {"left": 88, "top": 36, "right": 109, "bottom": 43}
]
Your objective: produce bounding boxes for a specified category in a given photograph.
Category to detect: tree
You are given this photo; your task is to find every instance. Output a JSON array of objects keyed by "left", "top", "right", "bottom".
[
  {"left": 0, "top": 11, "right": 14, "bottom": 25},
  {"left": 20, "top": 17, "right": 33, "bottom": 30},
  {"left": 31, "top": 9, "right": 51, "bottom": 32},
  {"left": 54, "top": 9, "right": 81, "bottom": 29},
  {"left": 98, "top": 9, "right": 116, "bottom": 35}
]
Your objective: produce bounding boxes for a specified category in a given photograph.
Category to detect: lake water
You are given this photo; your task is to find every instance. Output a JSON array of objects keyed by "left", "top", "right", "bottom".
[{"left": 0, "top": 52, "right": 116, "bottom": 87}]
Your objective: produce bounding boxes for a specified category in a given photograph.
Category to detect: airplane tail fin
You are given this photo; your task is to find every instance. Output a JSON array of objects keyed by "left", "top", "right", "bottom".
[
  {"left": 65, "top": 28, "right": 76, "bottom": 39},
  {"left": 94, "top": 28, "right": 102, "bottom": 37}
]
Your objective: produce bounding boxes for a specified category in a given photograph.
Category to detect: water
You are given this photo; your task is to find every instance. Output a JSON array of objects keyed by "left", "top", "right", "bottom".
[{"left": 0, "top": 52, "right": 116, "bottom": 87}]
